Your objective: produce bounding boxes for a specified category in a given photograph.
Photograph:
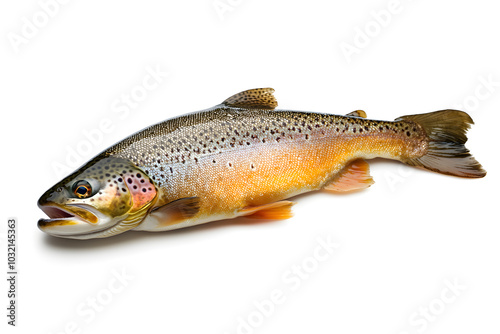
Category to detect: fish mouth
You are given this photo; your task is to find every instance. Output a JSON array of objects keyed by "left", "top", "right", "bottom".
[
  {"left": 38, "top": 204, "right": 115, "bottom": 237},
  {"left": 39, "top": 206, "right": 75, "bottom": 220}
]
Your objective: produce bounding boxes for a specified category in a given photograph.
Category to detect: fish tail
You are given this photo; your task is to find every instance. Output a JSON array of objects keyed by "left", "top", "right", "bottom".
[{"left": 396, "top": 110, "right": 486, "bottom": 178}]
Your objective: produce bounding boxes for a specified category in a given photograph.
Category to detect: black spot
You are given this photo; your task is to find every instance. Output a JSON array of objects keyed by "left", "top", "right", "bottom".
[
  {"left": 142, "top": 188, "right": 147, "bottom": 193},
  {"left": 127, "top": 178, "right": 132, "bottom": 184},
  {"left": 118, "top": 178, "right": 123, "bottom": 182}
]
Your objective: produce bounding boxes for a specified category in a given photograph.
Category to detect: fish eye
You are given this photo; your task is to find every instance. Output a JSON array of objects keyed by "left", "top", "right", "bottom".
[{"left": 72, "top": 180, "right": 93, "bottom": 199}]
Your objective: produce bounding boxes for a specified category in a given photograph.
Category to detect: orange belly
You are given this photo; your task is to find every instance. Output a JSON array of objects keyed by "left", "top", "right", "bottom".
[{"left": 159, "top": 133, "right": 406, "bottom": 218}]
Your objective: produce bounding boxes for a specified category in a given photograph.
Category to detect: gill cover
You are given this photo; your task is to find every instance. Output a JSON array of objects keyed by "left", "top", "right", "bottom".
[{"left": 38, "top": 156, "right": 157, "bottom": 239}]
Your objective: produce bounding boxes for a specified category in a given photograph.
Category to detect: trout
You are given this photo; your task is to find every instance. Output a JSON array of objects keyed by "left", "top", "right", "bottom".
[{"left": 38, "top": 88, "right": 486, "bottom": 239}]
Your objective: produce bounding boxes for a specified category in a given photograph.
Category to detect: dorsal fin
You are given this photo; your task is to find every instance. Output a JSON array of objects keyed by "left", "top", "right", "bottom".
[
  {"left": 346, "top": 110, "right": 367, "bottom": 118},
  {"left": 222, "top": 88, "right": 278, "bottom": 110}
]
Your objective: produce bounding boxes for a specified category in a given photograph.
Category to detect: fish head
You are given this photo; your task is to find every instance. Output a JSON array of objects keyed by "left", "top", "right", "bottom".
[{"left": 38, "top": 156, "right": 157, "bottom": 239}]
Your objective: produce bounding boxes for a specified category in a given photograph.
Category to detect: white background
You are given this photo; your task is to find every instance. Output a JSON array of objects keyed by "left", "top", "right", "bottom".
[{"left": 1, "top": 0, "right": 499, "bottom": 333}]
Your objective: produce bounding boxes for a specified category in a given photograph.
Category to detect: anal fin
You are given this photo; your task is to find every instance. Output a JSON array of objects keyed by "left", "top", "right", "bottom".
[
  {"left": 324, "top": 159, "right": 374, "bottom": 192},
  {"left": 238, "top": 201, "right": 295, "bottom": 220}
]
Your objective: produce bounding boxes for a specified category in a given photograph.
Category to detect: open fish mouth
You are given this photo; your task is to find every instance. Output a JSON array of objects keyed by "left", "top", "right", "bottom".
[
  {"left": 39, "top": 206, "right": 75, "bottom": 220},
  {"left": 38, "top": 204, "right": 114, "bottom": 237}
]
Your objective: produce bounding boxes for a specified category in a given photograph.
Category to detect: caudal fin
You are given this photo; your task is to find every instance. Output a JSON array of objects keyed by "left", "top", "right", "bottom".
[{"left": 396, "top": 110, "right": 486, "bottom": 178}]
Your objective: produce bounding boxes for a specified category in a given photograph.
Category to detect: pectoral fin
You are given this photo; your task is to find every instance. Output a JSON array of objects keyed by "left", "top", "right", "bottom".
[
  {"left": 222, "top": 88, "right": 278, "bottom": 110},
  {"left": 150, "top": 197, "right": 201, "bottom": 227},
  {"left": 324, "top": 159, "right": 374, "bottom": 192},
  {"left": 238, "top": 201, "right": 295, "bottom": 220}
]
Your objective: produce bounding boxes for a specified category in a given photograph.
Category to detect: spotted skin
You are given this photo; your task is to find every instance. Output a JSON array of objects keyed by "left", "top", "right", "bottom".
[
  {"left": 103, "top": 106, "right": 428, "bottom": 231},
  {"left": 109, "top": 108, "right": 427, "bottom": 188}
]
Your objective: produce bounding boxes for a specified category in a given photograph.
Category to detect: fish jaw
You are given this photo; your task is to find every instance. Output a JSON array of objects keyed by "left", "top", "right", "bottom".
[
  {"left": 38, "top": 204, "right": 88, "bottom": 236},
  {"left": 37, "top": 201, "right": 121, "bottom": 237}
]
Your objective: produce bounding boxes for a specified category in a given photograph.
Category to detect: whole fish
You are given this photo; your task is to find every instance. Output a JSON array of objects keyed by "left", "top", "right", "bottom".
[{"left": 38, "top": 88, "right": 486, "bottom": 239}]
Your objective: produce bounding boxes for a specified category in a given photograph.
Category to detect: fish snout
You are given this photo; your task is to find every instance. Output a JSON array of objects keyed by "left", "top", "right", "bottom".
[{"left": 37, "top": 185, "right": 68, "bottom": 208}]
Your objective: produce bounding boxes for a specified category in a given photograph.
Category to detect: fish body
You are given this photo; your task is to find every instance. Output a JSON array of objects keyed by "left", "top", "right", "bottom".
[{"left": 38, "top": 88, "right": 486, "bottom": 239}]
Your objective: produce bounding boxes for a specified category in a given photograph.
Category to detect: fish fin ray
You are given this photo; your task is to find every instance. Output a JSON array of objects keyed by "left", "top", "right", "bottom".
[
  {"left": 238, "top": 201, "right": 295, "bottom": 220},
  {"left": 397, "top": 110, "right": 486, "bottom": 178},
  {"left": 346, "top": 110, "right": 367, "bottom": 118},
  {"left": 222, "top": 88, "right": 278, "bottom": 110},
  {"left": 150, "top": 197, "right": 201, "bottom": 227},
  {"left": 324, "top": 159, "right": 374, "bottom": 192}
]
